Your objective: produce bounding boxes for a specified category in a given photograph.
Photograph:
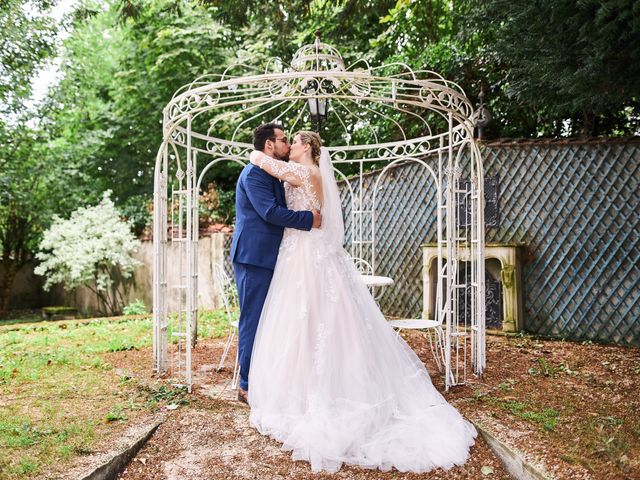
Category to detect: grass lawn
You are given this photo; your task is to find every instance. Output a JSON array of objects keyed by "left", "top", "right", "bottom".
[{"left": 0, "top": 310, "right": 228, "bottom": 479}]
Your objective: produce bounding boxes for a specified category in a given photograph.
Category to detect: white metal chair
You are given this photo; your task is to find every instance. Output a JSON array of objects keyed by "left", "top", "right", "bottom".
[
  {"left": 388, "top": 260, "right": 457, "bottom": 373},
  {"left": 213, "top": 263, "right": 240, "bottom": 389},
  {"left": 352, "top": 257, "right": 393, "bottom": 301},
  {"left": 353, "top": 257, "right": 373, "bottom": 275}
]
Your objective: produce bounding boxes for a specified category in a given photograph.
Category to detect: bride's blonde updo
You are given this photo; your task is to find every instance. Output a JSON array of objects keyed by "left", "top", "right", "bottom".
[{"left": 295, "top": 130, "right": 322, "bottom": 166}]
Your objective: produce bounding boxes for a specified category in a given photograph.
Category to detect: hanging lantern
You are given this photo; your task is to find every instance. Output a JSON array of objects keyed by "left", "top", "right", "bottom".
[
  {"left": 304, "top": 79, "right": 328, "bottom": 132},
  {"left": 294, "top": 31, "right": 336, "bottom": 132}
]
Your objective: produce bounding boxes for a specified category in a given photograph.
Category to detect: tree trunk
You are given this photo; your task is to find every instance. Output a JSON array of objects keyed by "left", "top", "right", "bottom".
[
  {"left": 0, "top": 206, "right": 32, "bottom": 316},
  {"left": 0, "top": 260, "right": 17, "bottom": 316},
  {"left": 580, "top": 109, "right": 596, "bottom": 138}
]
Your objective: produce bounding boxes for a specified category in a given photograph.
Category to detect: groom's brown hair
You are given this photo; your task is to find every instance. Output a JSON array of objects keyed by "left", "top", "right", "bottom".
[{"left": 253, "top": 122, "right": 284, "bottom": 151}]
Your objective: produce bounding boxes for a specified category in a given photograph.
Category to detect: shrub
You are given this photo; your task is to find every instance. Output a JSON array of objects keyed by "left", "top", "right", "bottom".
[
  {"left": 122, "top": 299, "right": 147, "bottom": 316},
  {"left": 34, "top": 191, "right": 141, "bottom": 316}
]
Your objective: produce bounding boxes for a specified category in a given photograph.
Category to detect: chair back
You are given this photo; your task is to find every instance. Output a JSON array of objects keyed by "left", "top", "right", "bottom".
[{"left": 352, "top": 257, "right": 373, "bottom": 275}]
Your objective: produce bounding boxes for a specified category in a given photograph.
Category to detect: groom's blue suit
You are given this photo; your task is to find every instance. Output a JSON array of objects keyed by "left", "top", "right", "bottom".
[{"left": 231, "top": 163, "right": 313, "bottom": 391}]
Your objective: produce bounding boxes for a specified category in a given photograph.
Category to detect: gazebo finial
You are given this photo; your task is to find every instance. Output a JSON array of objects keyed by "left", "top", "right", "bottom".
[{"left": 291, "top": 34, "right": 345, "bottom": 72}]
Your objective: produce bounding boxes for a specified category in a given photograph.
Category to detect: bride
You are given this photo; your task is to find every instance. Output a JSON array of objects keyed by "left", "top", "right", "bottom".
[{"left": 246, "top": 131, "right": 477, "bottom": 473}]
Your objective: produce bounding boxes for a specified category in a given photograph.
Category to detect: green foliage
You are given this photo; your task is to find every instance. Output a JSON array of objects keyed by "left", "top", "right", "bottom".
[
  {"left": 499, "top": 399, "right": 560, "bottom": 431},
  {"left": 0, "top": 310, "right": 227, "bottom": 389},
  {"left": 0, "top": 311, "right": 225, "bottom": 478},
  {"left": 199, "top": 182, "right": 236, "bottom": 226},
  {"left": 145, "top": 384, "right": 189, "bottom": 408},
  {"left": 463, "top": 0, "right": 640, "bottom": 137},
  {"left": 0, "top": 1, "right": 93, "bottom": 314},
  {"left": 46, "top": 0, "right": 640, "bottom": 187},
  {"left": 1, "top": 1, "right": 638, "bottom": 319},
  {"left": 498, "top": 378, "right": 516, "bottom": 392},
  {"left": 0, "top": 122, "right": 89, "bottom": 314},
  {"left": 193, "top": 309, "right": 231, "bottom": 338},
  {"left": 577, "top": 414, "right": 629, "bottom": 462},
  {"left": 119, "top": 195, "right": 153, "bottom": 237},
  {"left": 34, "top": 191, "right": 141, "bottom": 316},
  {"left": 122, "top": 299, "right": 148, "bottom": 316},
  {"left": 104, "top": 405, "right": 127, "bottom": 422},
  {"left": 0, "top": 0, "right": 57, "bottom": 114},
  {"left": 45, "top": 0, "right": 238, "bottom": 211}
]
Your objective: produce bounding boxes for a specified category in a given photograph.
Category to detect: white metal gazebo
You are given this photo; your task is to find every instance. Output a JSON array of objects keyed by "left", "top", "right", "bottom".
[{"left": 152, "top": 35, "right": 486, "bottom": 392}]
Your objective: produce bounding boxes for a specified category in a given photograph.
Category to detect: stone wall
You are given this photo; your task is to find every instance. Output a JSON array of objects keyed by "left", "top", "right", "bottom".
[{"left": 6, "top": 233, "right": 227, "bottom": 315}]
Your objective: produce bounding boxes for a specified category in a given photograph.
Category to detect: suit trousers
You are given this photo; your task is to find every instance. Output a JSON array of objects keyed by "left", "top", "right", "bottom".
[{"left": 232, "top": 262, "right": 274, "bottom": 391}]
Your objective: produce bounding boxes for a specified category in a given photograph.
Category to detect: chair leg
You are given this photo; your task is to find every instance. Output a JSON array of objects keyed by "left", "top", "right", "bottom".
[
  {"left": 427, "top": 328, "right": 443, "bottom": 373},
  {"left": 231, "top": 348, "right": 240, "bottom": 389},
  {"left": 436, "top": 326, "right": 447, "bottom": 365},
  {"left": 217, "top": 327, "right": 235, "bottom": 371},
  {"left": 435, "top": 326, "right": 454, "bottom": 383},
  {"left": 392, "top": 327, "right": 404, "bottom": 341}
]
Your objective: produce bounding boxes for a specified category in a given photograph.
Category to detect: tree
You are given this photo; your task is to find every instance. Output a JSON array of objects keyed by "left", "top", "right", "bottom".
[
  {"left": 462, "top": 0, "right": 640, "bottom": 137},
  {"left": 45, "top": 0, "right": 241, "bottom": 233},
  {"left": 34, "top": 191, "right": 141, "bottom": 315},
  {"left": 0, "top": 0, "right": 57, "bottom": 116},
  {"left": 0, "top": 0, "right": 61, "bottom": 314}
]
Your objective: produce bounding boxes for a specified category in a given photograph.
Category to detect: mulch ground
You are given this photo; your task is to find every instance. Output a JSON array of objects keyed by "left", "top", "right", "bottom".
[{"left": 102, "top": 330, "right": 640, "bottom": 480}]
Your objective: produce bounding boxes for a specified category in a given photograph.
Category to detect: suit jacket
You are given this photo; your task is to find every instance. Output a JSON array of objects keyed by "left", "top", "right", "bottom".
[{"left": 231, "top": 164, "right": 313, "bottom": 270}]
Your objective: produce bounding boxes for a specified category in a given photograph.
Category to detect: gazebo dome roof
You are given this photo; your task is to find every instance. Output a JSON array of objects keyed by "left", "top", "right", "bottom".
[{"left": 291, "top": 32, "right": 346, "bottom": 72}]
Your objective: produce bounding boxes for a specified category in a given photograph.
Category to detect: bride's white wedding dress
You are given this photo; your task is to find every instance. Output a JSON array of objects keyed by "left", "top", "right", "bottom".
[{"left": 248, "top": 148, "right": 477, "bottom": 473}]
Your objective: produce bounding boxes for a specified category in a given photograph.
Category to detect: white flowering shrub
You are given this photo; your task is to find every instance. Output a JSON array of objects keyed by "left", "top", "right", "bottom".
[{"left": 34, "top": 191, "right": 142, "bottom": 315}]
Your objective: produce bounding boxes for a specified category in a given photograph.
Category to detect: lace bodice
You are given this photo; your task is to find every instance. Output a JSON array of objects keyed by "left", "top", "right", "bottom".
[
  {"left": 285, "top": 177, "right": 321, "bottom": 211},
  {"left": 256, "top": 154, "right": 321, "bottom": 211}
]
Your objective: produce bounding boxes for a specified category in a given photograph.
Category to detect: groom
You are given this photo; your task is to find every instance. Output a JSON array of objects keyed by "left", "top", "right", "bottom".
[{"left": 231, "top": 123, "right": 321, "bottom": 404}]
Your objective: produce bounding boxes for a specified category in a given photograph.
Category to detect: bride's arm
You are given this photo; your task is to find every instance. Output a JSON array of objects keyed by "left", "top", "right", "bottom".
[{"left": 249, "top": 151, "right": 309, "bottom": 187}]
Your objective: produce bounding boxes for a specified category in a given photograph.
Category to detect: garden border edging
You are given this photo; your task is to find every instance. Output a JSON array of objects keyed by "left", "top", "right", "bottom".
[
  {"left": 79, "top": 420, "right": 163, "bottom": 480},
  {"left": 471, "top": 420, "right": 554, "bottom": 480}
]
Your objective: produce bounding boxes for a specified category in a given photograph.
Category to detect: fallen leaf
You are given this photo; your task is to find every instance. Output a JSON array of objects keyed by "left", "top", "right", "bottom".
[{"left": 481, "top": 465, "right": 494, "bottom": 475}]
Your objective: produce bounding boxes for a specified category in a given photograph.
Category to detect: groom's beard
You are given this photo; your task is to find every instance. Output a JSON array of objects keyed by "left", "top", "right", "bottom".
[{"left": 274, "top": 151, "right": 290, "bottom": 162}]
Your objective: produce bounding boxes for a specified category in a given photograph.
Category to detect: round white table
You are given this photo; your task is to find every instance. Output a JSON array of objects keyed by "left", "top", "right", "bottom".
[{"left": 360, "top": 275, "right": 394, "bottom": 287}]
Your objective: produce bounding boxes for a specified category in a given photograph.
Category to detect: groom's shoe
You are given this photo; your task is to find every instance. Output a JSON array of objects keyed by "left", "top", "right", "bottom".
[{"left": 237, "top": 388, "right": 249, "bottom": 405}]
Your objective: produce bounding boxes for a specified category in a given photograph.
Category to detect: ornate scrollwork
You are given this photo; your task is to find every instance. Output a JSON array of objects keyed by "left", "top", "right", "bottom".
[
  {"left": 170, "top": 130, "right": 185, "bottom": 144},
  {"left": 444, "top": 165, "right": 463, "bottom": 178},
  {"left": 291, "top": 36, "right": 346, "bottom": 72},
  {"left": 374, "top": 140, "right": 432, "bottom": 161},
  {"left": 266, "top": 77, "right": 294, "bottom": 98},
  {"left": 328, "top": 150, "right": 348, "bottom": 162},
  {"left": 346, "top": 77, "right": 372, "bottom": 98},
  {"left": 205, "top": 141, "right": 252, "bottom": 159},
  {"left": 161, "top": 38, "right": 477, "bottom": 156}
]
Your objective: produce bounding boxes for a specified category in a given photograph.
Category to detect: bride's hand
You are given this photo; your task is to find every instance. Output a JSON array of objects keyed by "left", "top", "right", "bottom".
[{"left": 250, "top": 150, "right": 263, "bottom": 166}]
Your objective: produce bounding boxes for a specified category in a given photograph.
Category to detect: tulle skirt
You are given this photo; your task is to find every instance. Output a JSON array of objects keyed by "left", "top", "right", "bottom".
[{"left": 248, "top": 228, "right": 477, "bottom": 473}]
